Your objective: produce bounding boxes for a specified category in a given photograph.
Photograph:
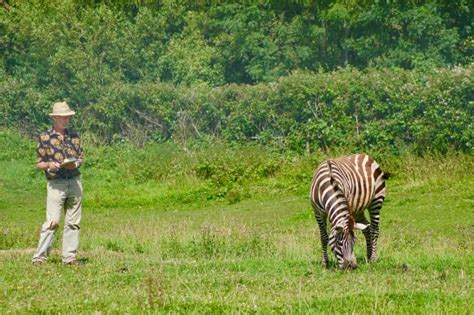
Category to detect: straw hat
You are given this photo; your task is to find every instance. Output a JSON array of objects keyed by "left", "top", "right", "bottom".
[{"left": 49, "top": 101, "right": 76, "bottom": 116}]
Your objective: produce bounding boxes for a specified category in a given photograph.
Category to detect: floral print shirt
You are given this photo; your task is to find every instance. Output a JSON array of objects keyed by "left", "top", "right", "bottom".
[{"left": 36, "top": 128, "right": 84, "bottom": 179}]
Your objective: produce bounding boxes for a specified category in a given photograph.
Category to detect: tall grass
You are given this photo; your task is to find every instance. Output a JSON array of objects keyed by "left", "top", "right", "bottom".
[{"left": 0, "top": 129, "right": 473, "bottom": 313}]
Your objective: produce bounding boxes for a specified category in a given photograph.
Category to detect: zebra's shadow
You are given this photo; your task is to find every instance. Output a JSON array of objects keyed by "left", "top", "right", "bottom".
[{"left": 318, "top": 255, "right": 375, "bottom": 271}]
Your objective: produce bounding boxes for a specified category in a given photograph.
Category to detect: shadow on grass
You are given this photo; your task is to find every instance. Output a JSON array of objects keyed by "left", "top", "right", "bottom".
[{"left": 46, "top": 256, "right": 90, "bottom": 266}]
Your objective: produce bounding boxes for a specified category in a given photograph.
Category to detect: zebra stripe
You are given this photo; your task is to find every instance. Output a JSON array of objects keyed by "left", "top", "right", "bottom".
[{"left": 310, "top": 154, "right": 387, "bottom": 269}]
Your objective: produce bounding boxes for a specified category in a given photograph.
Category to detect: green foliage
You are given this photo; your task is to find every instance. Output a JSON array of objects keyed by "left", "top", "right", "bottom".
[
  {"left": 160, "top": 11, "right": 224, "bottom": 86},
  {"left": 0, "top": 1, "right": 472, "bottom": 154},
  {"left": 0, "top": 129, "right": 35, "bottom": 160},
  {"left": 2, "top": 129, "right": 472, "bottom": 210},
  {"left": 193, "top": 144, "right": 286, "bottom": 201},
  {"left": 1, "top": 0, "right": 472, "bottom": 85},
  {"left": 0, "top": 134, "right": 473, "bottom": 312},
  {"left": 1, "top": 65, "right": 473, "bottom": 154}
]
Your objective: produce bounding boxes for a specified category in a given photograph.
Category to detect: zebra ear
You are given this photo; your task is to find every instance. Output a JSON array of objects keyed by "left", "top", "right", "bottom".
[{"left": 354, "top": 223, "right": 369, "bottom": 231}]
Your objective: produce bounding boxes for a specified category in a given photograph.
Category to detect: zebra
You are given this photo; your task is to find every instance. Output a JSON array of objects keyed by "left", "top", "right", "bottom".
[{"left": 309, "top": 154, "right": 387, "bottom": 270}]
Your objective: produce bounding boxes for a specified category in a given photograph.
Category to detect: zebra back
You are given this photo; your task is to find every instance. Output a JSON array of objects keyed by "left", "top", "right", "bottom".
[{"left": 310, "top": 154, "right": 386, "bottom": 224}]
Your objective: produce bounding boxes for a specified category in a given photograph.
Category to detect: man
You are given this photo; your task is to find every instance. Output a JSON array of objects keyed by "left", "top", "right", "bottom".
[{"left": 32, "top": 101, "right": 84, "bottom": 266}]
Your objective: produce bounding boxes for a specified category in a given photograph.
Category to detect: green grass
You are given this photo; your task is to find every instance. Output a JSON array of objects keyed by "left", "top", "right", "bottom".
[{"left": 0, "top": 131, "right": 473, "bottom": 313}]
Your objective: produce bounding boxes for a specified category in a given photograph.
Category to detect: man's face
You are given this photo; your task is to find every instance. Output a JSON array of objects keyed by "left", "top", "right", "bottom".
[{"left": 52, "top": 115, "right": 72, "bottom": 129}]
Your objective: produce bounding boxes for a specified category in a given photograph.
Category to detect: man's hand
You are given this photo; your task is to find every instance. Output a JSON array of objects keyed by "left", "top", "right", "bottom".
[
  {"left": 48, "top": 162, "right": 61, "bottom": 172},
  {"left": 36, "top": 161, "right": 60, "bottom": 171}
]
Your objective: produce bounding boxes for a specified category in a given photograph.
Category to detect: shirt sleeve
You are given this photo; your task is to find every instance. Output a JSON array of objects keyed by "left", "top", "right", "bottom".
[
  {"left": 73, "top": 134, "right": 84, "bottom": 164},
  {"left": 36, "top": 136, "right": 47, "bottom": 163}
]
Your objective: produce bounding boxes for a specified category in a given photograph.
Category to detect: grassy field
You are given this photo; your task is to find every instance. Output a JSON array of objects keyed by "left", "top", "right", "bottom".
[{"left": 0, "top": 131, "right": 473, "bottom": 313}]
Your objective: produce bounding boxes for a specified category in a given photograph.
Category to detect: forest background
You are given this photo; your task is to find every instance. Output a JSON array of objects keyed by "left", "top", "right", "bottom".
[{"left": 0, "top": 0, "right": 472, "bottom": 154}]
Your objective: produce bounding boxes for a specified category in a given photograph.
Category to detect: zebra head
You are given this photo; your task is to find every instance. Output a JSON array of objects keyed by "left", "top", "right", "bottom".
[{"left": 330, "top": 219, "right": 369, "bottom": 270}]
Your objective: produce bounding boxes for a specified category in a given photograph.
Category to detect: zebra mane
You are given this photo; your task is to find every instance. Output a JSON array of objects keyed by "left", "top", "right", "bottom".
[{"left": 348, "top": 216, "right": 355, "bottom": 230}]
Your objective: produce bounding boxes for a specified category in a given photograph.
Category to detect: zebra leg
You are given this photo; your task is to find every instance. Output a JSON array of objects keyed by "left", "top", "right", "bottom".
[
  {"left": 315, "top": 210, "right": 329, "bottom": 268},
  {"left": 367, "top": 200, "right": 383, "bottom": 261},
  {"left": 359, "top": 216, "right": 372, "bottom": 262}
]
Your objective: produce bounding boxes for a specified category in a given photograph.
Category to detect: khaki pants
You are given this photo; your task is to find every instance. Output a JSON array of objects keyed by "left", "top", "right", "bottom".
[{"left": 32, "top": 177, "right": 82, "bottom": 264}]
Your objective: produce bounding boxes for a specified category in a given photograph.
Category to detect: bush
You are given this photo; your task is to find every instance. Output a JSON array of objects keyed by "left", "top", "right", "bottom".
[
  {"left": 1, "top": 66, "right": 472, "bottom": 154},
  {"left": 1, "top": 2, "right": 472, "bottom": 154}
]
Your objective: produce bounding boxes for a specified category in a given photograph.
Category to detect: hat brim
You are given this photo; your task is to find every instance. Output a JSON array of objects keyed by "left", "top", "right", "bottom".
[{"left": 49, "top": 111, "right": 76, "bottom": 117}]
